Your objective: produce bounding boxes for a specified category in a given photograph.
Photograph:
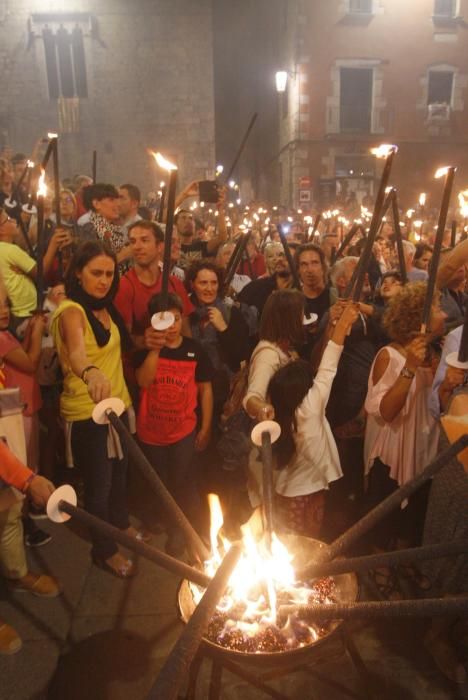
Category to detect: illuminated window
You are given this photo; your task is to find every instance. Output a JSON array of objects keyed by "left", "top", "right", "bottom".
[
  {"left": 427, "top": 70, "right": 453, "bottom": 105},
  {"left": 349, "top": 0, "right": 373, "bottom": 13},
  {"left": 433, "top": 0, "right": 456, "bottom": 17}
]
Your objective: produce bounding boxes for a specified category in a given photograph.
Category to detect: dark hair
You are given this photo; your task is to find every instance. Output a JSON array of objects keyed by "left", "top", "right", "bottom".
[
  {"left": 381, "top": 269, "right": 402, "bottom": 284},
  {"left": 414, "top": 243, "right": 433, "bottom": 261},
  {"left": 120, "top": 183, "right": 141, "bottom": 203},
  {"left": 174, "top": 208, "right": 192, "bottom": 225},
  {"left": 11, "top": 153, "right": 27, "bottom": 165},
  {"left": 185, "top": 260, "right": 223, "bottom": 296},
  {"left": 127, "top": 219, "right": 164, "bottom": 243},
  {"left": 259, "top": 289, "right": 304, "bottom": 348},
  {"left": 148, "top": 292, "right": 183, "bottom": 317},
  {"left": 294, "top": 242, "right": 328, "bottom": 279},
  {"left": 65, "top": 240, "right": 119, "bottom": 299},
  {"left": 138, "top": 206, "right": 153, "bottom": 221},
  {"left": 83, "top": 183, "right": 119, "bottom": 211},
  {"left": 268, "top": 359, "right": 314, "bottom": 468}
]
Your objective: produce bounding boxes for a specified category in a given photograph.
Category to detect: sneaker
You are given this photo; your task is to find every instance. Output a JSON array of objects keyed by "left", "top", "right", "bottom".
[
  {"left": 10, "top": 573, "right": 60, "bottom": 598},
  {"left": 0, "top": 621, "right": 22, "bottom": 655},
  {"left": 25, "top": 528, "right": 52, "bottom": 547}
]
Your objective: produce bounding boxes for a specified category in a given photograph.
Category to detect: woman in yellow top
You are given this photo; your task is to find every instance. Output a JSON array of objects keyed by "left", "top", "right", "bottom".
[{"left": 52, "top": 240, "right": 135, "bottom": 578}]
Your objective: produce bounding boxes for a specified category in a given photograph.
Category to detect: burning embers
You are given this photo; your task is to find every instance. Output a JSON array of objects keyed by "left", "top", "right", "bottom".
[{"left": 187, "top": 495, "right": 339, "bottom": 654}]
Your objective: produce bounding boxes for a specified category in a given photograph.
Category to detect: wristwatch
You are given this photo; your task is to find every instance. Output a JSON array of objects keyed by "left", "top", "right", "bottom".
[{"left": 400, "top": 366, "right": 415, "bottom": 379}]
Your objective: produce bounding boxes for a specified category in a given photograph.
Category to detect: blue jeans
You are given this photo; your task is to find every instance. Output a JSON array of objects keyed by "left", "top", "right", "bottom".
[
  {"left": 139, "top": 431, "right": 201, "bottom": 535},
  {"left": 71, "top": 415, "right": 130, "bottom": 560}
]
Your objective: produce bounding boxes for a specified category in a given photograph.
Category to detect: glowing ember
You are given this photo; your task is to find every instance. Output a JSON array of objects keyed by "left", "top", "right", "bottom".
[{"left": 189, "top": 495, "right": 339, "bottom": 653}]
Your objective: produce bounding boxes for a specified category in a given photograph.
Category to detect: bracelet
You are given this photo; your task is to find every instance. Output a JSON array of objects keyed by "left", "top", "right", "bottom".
[
  {"left": 22, "top": 473, "right": 36, "bottom": 493},
  {"left": 400, "top": 366, "right": 415, "bottom": 379},
  {"left": 80, "top": 365, "right": 99, "bottom": 384}
]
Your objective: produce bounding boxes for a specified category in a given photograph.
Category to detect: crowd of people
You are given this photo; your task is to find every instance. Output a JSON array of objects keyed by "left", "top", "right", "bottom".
[{"left": 0, "top": 148, "right": 466, "bottom": 684}]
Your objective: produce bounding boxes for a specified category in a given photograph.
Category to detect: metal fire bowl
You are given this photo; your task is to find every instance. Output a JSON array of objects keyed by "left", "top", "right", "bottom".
[{"left": 178, "top": 534, "right": 358, "bottom": 669}]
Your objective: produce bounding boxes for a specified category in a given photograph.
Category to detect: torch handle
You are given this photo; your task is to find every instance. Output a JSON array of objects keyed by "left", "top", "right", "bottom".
[
  {"left": 353, "top": 149, "right": 396, "bottom": 301},
  {"left": 223, "top": 232, "right": 251, "bottom": 293},
  {"left": 421, "top": 167, "right": 456, "bottom": 330},
  {"left": 261, "top": 431, "right": 275, "bottom": 549},
  {"left": 278, "top": 596, "right": 468, "bottom": 624},
  {"left": 147, "top": 545, "right": 242, "bottom": 700},
  {"left": 57, "top": 500, "right": 211, "bottom": 588},
  {"left": 277, "top": 224, "right": 301, "bottom": 291},
  {"left": 160, "top": 169, "right": 178, "bottom": 310},
  {"left": 225, "top": 113, "right": 258, "bottom": 183},
  {"left": 105, "top": 410, "right": 210, "bottom": 562},
  {"left": 304, "top": 435, "right": 468, "bottom": 571},
  {"left": 296, "top": 538, "right": 468, "bottom": 580},
  {"left": 391, "top": 191, "right": 408, "bottom": 285}
]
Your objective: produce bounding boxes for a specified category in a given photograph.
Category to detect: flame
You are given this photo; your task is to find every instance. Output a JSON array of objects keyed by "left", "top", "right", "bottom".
[
  {"left": 419, "top": 193, "right": 427, "bottom": 206},
  {"left": 385, "top": 186, "right": 393, "bottom": 194},
  {"left": 435, "top": 166, "right": 452, "bottom": 179},
  {"left": 370, "top": 144, "right": 398, "bottom": 158},
  {"left": 27, "top": 160, "right": 34, "bottom": 168},
  {"left": 413, "top": 220, "right": 423, "bottom": 228},
  {"left": 37, "top": 170, "right": 47, "bottom": 197},
  {"left": 406, "top": 209, "right": 415, "bottom": 218},
  {"left": 192, "top": 494, "right": 332, "bottom": 650},
  {"left": 47, "top": 132, "right": 58, "bottom": 139},
  {"left": 152, "top": 151, "right": 177, "bottom": 171},
  {"left": 458, "top": 190, "right": 468, "bottom": 218}
]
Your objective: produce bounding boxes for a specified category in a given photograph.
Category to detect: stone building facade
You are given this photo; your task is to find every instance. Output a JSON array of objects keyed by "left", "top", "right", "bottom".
[
  {"left": 0, "top": 0, "right": 215, "bottom": 192},
  {"left": 274, "top": 0, "right": 468, "bottom": 209}
]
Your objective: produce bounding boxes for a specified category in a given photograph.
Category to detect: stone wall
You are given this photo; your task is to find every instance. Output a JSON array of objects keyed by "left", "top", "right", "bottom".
[{"left": 0, "top": 0, "right": 215, "bottom": 193}]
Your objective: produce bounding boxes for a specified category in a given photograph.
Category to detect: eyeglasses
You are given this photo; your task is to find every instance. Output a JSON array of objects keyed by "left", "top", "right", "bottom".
[{"left": 60, "top": 197, "right": 74, "bottom": 204}]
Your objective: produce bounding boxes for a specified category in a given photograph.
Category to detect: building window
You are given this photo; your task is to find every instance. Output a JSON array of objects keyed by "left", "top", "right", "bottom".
[
  {"left": 42, "top": 25, "right": 88, "bottom": 99},
  {"left": 433, "top": 0, "right": 456, "bottom": 18},
  {"left": 427, "top": 70, "right": 454, "bottom": 105},
  {"left": 349, "top": 0, "right": 373, "bottom": 13},
  {"left": 339, "top": 67, "right": 373, "bottom": 132}
]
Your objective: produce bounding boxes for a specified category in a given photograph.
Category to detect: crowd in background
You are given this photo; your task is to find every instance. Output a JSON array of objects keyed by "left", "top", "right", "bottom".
[{"left": 0, "top": 145, "right": 466, "bottom": 684}]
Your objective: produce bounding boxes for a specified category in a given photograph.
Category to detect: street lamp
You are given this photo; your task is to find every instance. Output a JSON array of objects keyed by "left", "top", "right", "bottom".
[{"left": 275, "top": 71, "right": 289, "bottom": 93}]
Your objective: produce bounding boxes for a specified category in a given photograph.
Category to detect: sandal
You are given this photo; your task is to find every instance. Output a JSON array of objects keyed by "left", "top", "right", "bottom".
[
  {"left": 92, "top": 554, "right": 136, "bottom": 579},
  {"left": 399, "top": 565, "right": 431, "bottom": 592},
  {"left": 368, "top": 568, "right": 402, "bottom": 600}
]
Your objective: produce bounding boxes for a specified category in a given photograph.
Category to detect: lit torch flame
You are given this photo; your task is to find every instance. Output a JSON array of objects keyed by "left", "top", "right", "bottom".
[
  {"left": 419, "top": 193, "right": 427, "bottom": 207},
  {"left": 47, "top": 132, "right": 58, "bottom": 139},
  {"left": 435, "top": 166, "right": 451, "bottom": 179},
  {"left": 151, "top": 151, "right": 178, "bottom": 172},
  {"left": 458, "top": 190, "right": 468, "bottom": 218},
  {"left": 370, "top": 144, "right": 398, "bottom": 159},
  {"left": 37, "top": 170, "right": 47, "bottom": 198},
  {"left": 27, "top": 160, "right": 34, "bottom": 169}
]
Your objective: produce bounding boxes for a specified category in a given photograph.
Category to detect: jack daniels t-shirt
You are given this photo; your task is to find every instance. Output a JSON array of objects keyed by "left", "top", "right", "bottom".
[{"left": 134, "top": 337, "right": 213, "bottom": 446}]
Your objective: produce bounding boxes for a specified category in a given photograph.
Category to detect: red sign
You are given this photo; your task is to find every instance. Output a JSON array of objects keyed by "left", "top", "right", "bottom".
[{"left": 299, "top": 176, "right": 311, "bottom": 188}]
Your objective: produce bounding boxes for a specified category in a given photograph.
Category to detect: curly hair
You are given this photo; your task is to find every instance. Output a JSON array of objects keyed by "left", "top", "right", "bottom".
[{"left": 382, "top": 282, "right": 429, "bottom": 344}]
